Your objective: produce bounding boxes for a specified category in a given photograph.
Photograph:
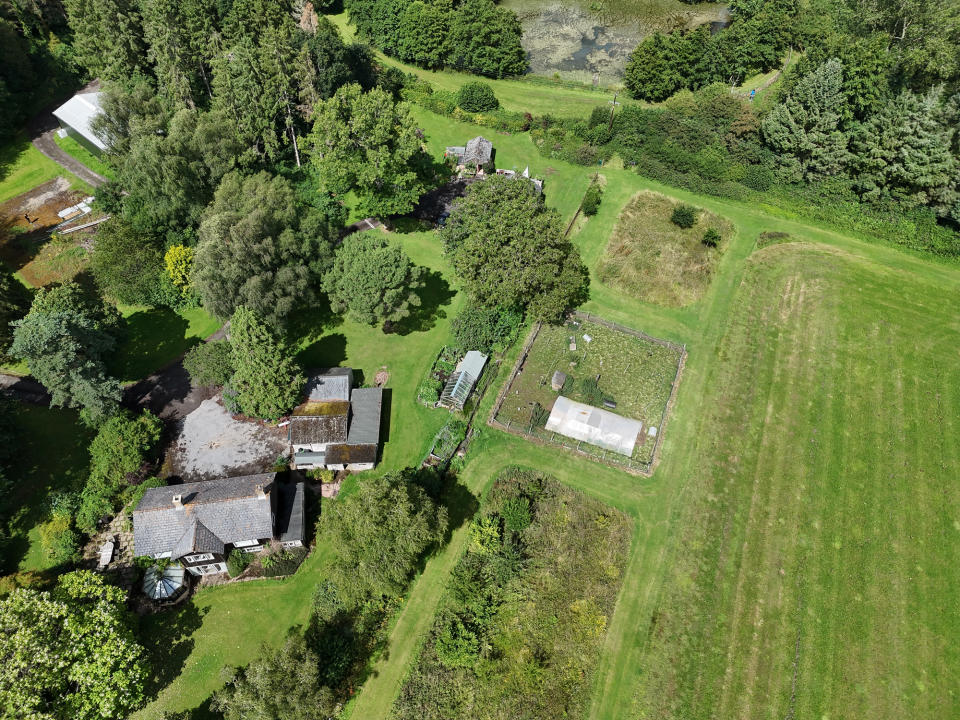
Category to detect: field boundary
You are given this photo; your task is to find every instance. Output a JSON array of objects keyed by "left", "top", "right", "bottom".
[{"left": 488, "top": 313, "right": 686, "bottom": 476}]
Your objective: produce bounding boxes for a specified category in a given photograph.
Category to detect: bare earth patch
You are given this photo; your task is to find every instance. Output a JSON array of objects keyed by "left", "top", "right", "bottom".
[
  {"left": 597, "top": 190, "right": 734, "bottom": 307},
  {"left": 167, "top": 398, "right": 288, "bottom": 481}
]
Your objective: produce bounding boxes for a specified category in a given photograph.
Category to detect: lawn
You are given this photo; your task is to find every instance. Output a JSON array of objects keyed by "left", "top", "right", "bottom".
[
  {"left": 53, "top": 133, "right": 116, "bottom": 181},
  {"left": 596, "top": 190, "right": 735, "bottom": 306},
  {"left": 494, "top": 317, "right": 682, "bottom": 465},
  {"left": 0, "top": 136, "right": 82, "bottom": 205},
  {"left": 0, "top": 403, "right": 93, "bottom": 577}
]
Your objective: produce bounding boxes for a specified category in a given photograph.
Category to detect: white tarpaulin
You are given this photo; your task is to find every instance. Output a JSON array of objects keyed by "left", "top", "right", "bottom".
[{"left": 545, "top": 396, "right": 643, "bottom": 456}]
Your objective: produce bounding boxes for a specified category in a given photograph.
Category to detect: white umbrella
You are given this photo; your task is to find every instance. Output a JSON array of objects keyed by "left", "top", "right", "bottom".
[{"left": 143, "top": 564, "right": 186, "bottom": 601}]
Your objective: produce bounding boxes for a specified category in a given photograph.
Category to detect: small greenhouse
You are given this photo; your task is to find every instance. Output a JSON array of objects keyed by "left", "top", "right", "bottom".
[{"left": 143, "top": 564, "right": 187, "bottom": 601}]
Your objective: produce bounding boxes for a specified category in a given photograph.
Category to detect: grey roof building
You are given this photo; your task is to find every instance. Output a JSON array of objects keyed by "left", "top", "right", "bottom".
[
  {"left": 133, "top": 473, "right": 306, "bottom": 573},
  {"left": 289, "top": 369, "right": 383, "bottom": 470},
  {"left": 445, "top": 136, "right": 493, "bottom": 168},
  {"left": 52, "top": 91, "right": 107, "bottom": 153}
]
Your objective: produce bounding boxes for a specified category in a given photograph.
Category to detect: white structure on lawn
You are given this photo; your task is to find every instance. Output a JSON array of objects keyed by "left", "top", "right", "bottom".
[
  {"left": 545, "top": 396, "right": 643, "bottom": 456},
  {"left": 52, "top": 90, "right": 107, "bottom": 154}
]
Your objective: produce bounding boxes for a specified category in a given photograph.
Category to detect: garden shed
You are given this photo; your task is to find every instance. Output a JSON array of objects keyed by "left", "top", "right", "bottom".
[
  {"left": 545, "top": 396, "right": 643, "bottom": 456},
  {"left": 52, "top": 90, "right": 107, "bottom": 153},
  {"left": 439, "top": 351, "right": 488, "bottom": 409}
]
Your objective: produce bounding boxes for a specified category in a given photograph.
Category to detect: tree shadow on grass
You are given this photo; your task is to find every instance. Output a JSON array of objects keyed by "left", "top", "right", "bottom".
[
  {"left": 295, "top": 332, "right": 348, "bottom": 370},
  {"left": 141, "top": 599, "right": 208, "bottom": 703},
  {"left": 388, "top": 270, "right": 455, "bottom": 336},
  {"left": 109, "top": 307, "right": 195, "bottom": 382}
]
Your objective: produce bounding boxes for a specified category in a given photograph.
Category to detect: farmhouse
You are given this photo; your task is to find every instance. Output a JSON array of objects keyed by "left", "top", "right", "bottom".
[
  {"left": 288, "top": 368, "right": 383, "bottom": 471},
  {"left": 132, "top": 473, "right": 305, "bottom": 576},
  {"left": 445, "top": 135, "right": 493, "bottom": 172},
  {"left": 52, "top": 90, "right": 107, "bottom": 154},
  {"left": 545, "top": 396, "right": 643, "bottom": 457}
]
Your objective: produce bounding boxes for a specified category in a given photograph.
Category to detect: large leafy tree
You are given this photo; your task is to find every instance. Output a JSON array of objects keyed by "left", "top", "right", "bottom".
[
  {"left": 227, "top": 306, "right": 304, "bottom": 421},
  {"left": 0, "top": 269, "right": 31, "bottom": 362},
  {"left": 90, "top": 218, "right": 163, "bottom": 305},
  {"left": 624, "top": 32, "right": 683, "bottom": 101},
  {"left": 9, "top": 283, "right": 123, "bottom": 425},
  {"left": 447, "top": 0, "right": 527, "bottom": 77},
  {"left": 441, "top": 176, "right": 589, "bottom": 321},
  {"left": 307, "top": 83, "right": 434, "bottom": 217},
  {"left": 323, "top": 232, "right": 424, "bottom": 327},
  {"left": 194, "top": 171, "right": 330, "bottom": 325},
  {"left": 0, "top": 571, "right": 147, "bottom": 720},
  {"left": 396, "top": 1, "right": 450, "bottom": 70},
  {"left": 322, "top": 471, "right": 448, "bottom": 607},
  {"left": 213, "top": 635, "right": 337, "bottom": 720},
  {"left": 761, "top": 59, "right": 850, "bottom": 182}
]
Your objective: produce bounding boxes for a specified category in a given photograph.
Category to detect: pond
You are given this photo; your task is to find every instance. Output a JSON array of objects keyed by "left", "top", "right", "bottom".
[{"left": 501, "top": 0, "right": 728, "bottom": 85}]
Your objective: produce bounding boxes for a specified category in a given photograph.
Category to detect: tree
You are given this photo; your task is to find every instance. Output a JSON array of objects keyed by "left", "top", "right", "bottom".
[
  {"left": 850, "top": 87, "right": 958, "bottom": 213},
  {"left": 581, "top": 182, "right": 603, "bottom": 216},
  {"left": 0, "top": 571, "right": 147, "bottom": 720},
  {"left": 0, "top": 269, "right": 31, "bottom": 363},
  {"left": 183, "top": 340, "right": 234, "bottom": 387},
  {"left": 90, "top": 218, "right": 163, "bottom": 305},
  {"left": 63, "top": 0, "right": 148, "bottom": 79},
  {"left": 227, "top": 307, "right": 304, "bottom": 420},
  {"left": 9, "top": 283, "right": 123, "bottom": 425},
  {"left": 308, "top": 83, "right": 434, "bottom": 217},
  {"left": 396, "top": 1, "right": 450, "bottom": 70},
  {"left": 447, "top": 0, "right": 527, "bottom": 77},
  {"left": 456, "top": 81, "right": 498, "bottom": 112},
  {"left": 195, "top": 171, "right": 330, "bottom": 326},
  {"left": 441, "top": 176, "right": 589, "bottom": 321},
  {"left": 323, "top": 232, "right": 424, "bottom": 327},
  {"left": 702, "top": 227, "right": 722, "bottom": 247},
  {"left": 450, "top": 303, "right": 523, "bottom": 353},
  {"left": 78, "top": 410, "right": 163, "bottom": 531},
  {"left": 762, "top": 59, "right": 851, "bottom": 182},
  {"left": 164, "top": 244, "right": 195, "bottom": 292},
  {"left": 141, "top": 0, "right": 219, "bottom": 108},
  {"left": 322, "top": 471, "right": 448, "bottom": 607},
  {"left": 624, "top": 32, "right": 682, "bottom": 101},
  {"left": 212, "top": 635, "right": 337, "bottom": 720}
]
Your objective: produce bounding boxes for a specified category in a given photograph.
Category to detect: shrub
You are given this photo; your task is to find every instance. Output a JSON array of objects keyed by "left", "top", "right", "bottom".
[
  {"left": 456, "top": 81, "right": 499, "bottom": 112},
  {"left": 435, "top": 616, "right": 480, "bottom": 668},
  {"left": 579, "top": 377, "right": 605, "bottom": 405},
  {"left": 581, "top": 183, "right": 603, "bottom": 216},
  {"left": 702, "top": 227, "right": 722, "bottom": 247},
  {"left": 417, "top": 377, "right": 442, "bottom": 404},
  {"left": 451, "top": 304, "right": 523, "bottom": 353},
  {"left": 183, "top": 341, "right": 234, "bottom": 387},
  {"left": 308, "top": 468, "right": 335, "bottom": 484},
  {"left": 530, "top": 402, "right": 549, "bottom": 428},
  {"left": 38, "top": 514, "right": 81, "bottom": 565},
  {"left": 227, "top": 549, "right": 253, "bottom": 578},
  {"left": 501, "top": 495, "right": 532, "bottom": 532},
  {"left": 742, "top": 163, "right": 774, "bottom": 191},
  {"left": 670, "top": 204, "right": 697, "bottom": 228},
  {"left": 261, "top": 547, "right": 309, "bottom": 577}
]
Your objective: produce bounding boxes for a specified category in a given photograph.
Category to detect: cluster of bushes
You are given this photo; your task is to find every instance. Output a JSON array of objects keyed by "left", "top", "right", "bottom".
[
  {"left": 394, "top": 468, "right": 630, "bottom": 720},
  {"left": 450, "top": 303, "right": 523, "bottom": 355},
  {"left": 260, "top": 546, "right": 309, "bottom": 577},
  {"left": 345, "top": 0, "right": 526, "bottom": 77},
  {"left": 429, "top": 418, "right": 468, "bottom": 464},
  {"left": 417, "top": 345, "right": 461, "bottom": 405},
  {"left": 403, "top": 80, "right": 532, "bottom": 133}
]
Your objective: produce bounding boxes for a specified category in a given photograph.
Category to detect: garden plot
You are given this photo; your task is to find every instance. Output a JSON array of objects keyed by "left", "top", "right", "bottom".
[
  {"left": 493, "top": 315, "right": 682, "bottom": 468},
  {"left": 597, "top": 190, "right": 734, "bottom": 307}
]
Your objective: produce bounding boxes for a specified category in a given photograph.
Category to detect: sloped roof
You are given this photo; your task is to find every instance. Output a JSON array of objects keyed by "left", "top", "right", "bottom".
[
  {"left": 171, "top": 518, "right": 225, "bottom": 558},
  {"left": 289, "top": 413, "right": 348, "bottom": 445},
  {"left": 276, "top": 482, "right": 306, "bottom": 544},
  {"left": 347, "top": 387, "right": 382, "bottom": 445},
  {"left": 302, "top": 368, "right": 352, "bottom": 402},
  {"left": 52, "top": 92, "right": 107, "bottom": 151},
  {"left": 545, "top": 396, "right": 642, "bottom": 457},
  {"left": 462, "top": 136, "right": 493, "bottom": 165},
  {"left": 133, "top": 474, "right": 276, "bottom": 558},
  {"left": 325, "top": 443, "right": 377, "bottom": 465}
]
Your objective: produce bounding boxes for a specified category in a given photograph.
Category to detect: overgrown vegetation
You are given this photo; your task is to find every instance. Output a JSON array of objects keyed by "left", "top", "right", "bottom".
[{"left": 393, "top": 468, "right": 630, "bottom": 719}]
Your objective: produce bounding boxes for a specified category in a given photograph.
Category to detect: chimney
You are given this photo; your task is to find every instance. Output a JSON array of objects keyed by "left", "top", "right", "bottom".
[{"left": 172, "top": 494, "right": 183, "bottom": 509}]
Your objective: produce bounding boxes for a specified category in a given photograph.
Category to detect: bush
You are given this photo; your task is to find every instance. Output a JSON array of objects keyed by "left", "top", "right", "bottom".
[
  {"left": 702, "top": 227, "right": 722, "bottom": 247},
  {"left": 581, "top": 183, "right": 603, "bottom": 216},
  {"left": 530, "top": 402, "right": 549, "bottom": 428},
  {"left": 742, "top": 163, "right": 774, "bottom": 191},
  {"left": 183, "top": 340, "right": 234, "bottom": 387},
  {"left": 38, "top": 514, "right": 81, "bottom": 565},
  {"left": 451, "top": 304, "right": 523, "bottom": 353},
  {"left": 456, "top": 81, "right": 499, "bottom": 112},
  {"left": 261, "top": 546, "right": 309, "bottom": 577},
  {"left": 417, "top": 377, "right": 442, "bottom": 404},
  {"left": 670, "top": 204, "right": 697, "bottom": 228},
  {"left": 227, "top": 549, "right": 253, "bottom": 578},
  {"left": 501, "top": 495, "right": 531, "bottom": 532}
]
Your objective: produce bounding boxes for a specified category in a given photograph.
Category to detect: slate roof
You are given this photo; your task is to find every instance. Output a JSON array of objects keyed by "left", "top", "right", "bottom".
[
  {"left": 52, "top": 92, "right": 107, "bottom": 151},
  {"left": 276, "top": 482, "right": 306, "bottom": 544},
  {"left": 302, "top": 368, "right": 352, "bottom": 402},
  {"left": 133, "top": 473, "right": 276, "bottom": 558},
  {"left": 171, "top": 518, "right": 225, "bottom": 558},
  {"left": 289, "top": 412, "right": 348, "bottom": 445},
  {"left": 462, "top": 136, "right": 493, "bottom": 165},
  {"left": 347, "top": 387, "right": 382, "bottom": 445}
]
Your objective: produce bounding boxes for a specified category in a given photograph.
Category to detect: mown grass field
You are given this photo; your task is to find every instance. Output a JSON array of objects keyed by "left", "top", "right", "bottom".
[
  {"left": 52, "top": 133, "right": 116, "bottom": 181},
  {"left": 0, "top": 136, "right": 84, "bottom": 204}
]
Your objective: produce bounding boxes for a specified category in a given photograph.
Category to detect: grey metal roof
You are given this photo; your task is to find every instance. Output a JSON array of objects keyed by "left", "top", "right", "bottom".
[
  {"left": 462, "top": 136, "right": 492, "bottom": 165},
  {"left": 545, "top": 396, "right": 643, "bottom": 457},
  {"left": 460, "top": 351, "right": 487, "bottom": 378},
  {"left": 52, "top": 92, "right": 107, "bottom": 151},
  {"left": 171, "top": 518, "right": 225, "bottom": 558},
  {"left": 133, "top": 473, "right": 276, "bottom": 558},
  {"left": 347, "top": 387, "right": 382, "bottom": 445},
  {"left": 289, "top": 413, "right": 348, "bottom": 445},
  {"left": 302, "top": 368, "right": 352, "bottom": 402},
  {"left": 439, "top": 351, "right": 487, "bottom": 409},
  {"left": 276, "top": 482, "right": 305, "bottom": 543}
]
